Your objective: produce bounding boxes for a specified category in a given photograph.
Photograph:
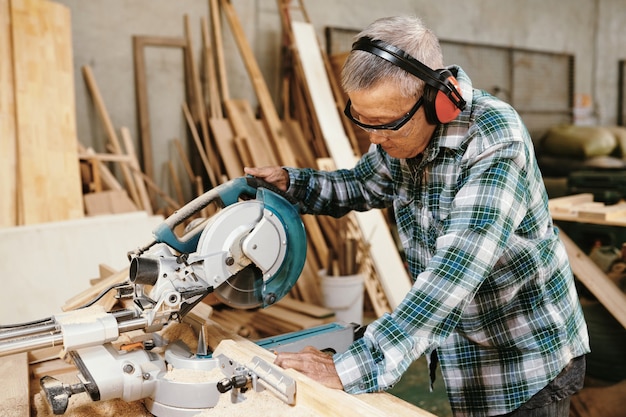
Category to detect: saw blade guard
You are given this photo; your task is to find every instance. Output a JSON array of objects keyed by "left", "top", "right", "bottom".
[
  {"left": 151, "top": 176, "right": 307, "bottom": 309},
  {"left": 207, "top": 186, "right": 307, "bottom": 309}
]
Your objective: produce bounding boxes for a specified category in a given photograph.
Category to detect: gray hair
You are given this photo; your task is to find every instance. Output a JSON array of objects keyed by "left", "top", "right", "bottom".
[{"left": 341, "top": 16, "right": 445, "bottom": 98}]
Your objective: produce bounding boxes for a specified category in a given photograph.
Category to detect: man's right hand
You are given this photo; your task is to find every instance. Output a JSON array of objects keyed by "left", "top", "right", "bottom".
[{"left": 244, "top": 166, "right": 289, "bottom": 191}]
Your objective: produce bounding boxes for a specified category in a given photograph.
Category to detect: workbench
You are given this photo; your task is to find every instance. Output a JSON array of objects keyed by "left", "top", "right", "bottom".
[
  {"left": 0, "top": 319, "right": 438, "bottom": 417},
  {"left": 549, "top": 193, "right": 626, "bottom": 329}
]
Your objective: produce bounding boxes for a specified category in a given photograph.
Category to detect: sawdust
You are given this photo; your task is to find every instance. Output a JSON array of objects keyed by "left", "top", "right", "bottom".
[
  {"left": 30, "top": 371, "right": 152, "bottom": 417},
  {"left": 163, "top": 363, "right": 224, "bottom": 382},
  {"left": 29, "top": 323, "right": 318, "bottom": 416},
  {"left": 1, "top": 397, "right": 29, "bottom": 417},
  {"left": 159, "top": 322, "right": 198, "bottom": 352},
  {"left": 192, "top": 385, "right": 318, "bottom": 417}
]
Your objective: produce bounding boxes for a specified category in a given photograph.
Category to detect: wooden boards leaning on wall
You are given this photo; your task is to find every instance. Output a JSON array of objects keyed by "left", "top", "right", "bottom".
[{"left": 1, "top": 0, "right": 84, "bottom": 227}]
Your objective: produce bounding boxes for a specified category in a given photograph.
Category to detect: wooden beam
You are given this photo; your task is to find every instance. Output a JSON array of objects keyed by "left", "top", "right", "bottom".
[{"left": 559, "top": 230, "right": 626, "bottom": 329}]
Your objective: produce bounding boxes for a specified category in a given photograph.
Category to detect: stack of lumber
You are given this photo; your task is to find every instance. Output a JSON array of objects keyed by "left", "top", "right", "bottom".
[
  {"left": 2, "top": 0, "right": 413, "bottom": 316},
  {"left": 1, "top": 0, "right": 84, "bottom": 227}
]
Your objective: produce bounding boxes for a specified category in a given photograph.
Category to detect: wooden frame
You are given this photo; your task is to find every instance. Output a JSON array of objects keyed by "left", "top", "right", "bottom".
[{"left": 132, "top": 35, "right": 187, "bottom": 183}]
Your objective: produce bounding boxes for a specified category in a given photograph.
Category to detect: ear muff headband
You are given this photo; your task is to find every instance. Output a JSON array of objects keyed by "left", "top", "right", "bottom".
[{"left": 351, "top": 37, "right": 466, "bottom": 124}]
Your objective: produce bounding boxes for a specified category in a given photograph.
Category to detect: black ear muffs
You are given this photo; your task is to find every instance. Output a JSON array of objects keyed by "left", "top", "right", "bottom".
[{"left": 351, "top": 37, "right": 466, "bottom": 125}]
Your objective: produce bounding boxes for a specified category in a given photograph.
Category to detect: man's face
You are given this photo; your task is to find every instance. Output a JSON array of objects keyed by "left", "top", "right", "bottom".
[{"left": 346, "top": 81, "right": 436, "bottom": 159}]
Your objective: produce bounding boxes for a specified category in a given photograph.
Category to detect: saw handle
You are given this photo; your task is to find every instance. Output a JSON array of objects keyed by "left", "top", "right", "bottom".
[{"left": 152, "top": 176, "right": 298, "bottom": 254}]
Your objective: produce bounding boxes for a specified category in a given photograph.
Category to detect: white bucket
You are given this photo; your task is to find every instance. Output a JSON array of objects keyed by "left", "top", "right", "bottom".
[{"left": 319, "top": 269, "right": 365, "bottom": 324}]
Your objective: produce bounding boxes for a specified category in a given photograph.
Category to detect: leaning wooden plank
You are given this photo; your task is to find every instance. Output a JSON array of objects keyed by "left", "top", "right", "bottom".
[
  {"left": 121, "top": 126, "right": 153, "bottom": 214},
  {"left": 0, "top": 353, "right": 29, "bottom": 417},
  {"left": 560, "top": 230, "right": 626, "bottom": 329},
  {"left": 183, "top": 101, "right": 215, "bottom": 182},
  {"left": 0, "top": 0, "right": 17, "bottom": 228},
  {"left": 11, "top": 0, "right": 84, "bottom": 225},
  {"left": 291, "top": 21, "right": 411, "bottom": 309},
  {"left": 82, "top": 65, "right": 141, "bottom": 208},
  {"left": 224, "top": 99, "right": 277, "bottom": 167},
  {"left": 210, "top": 117, "right": 243, "bottom": 179},
  {"left": 220, "top": 0, "right": 297, "bottom": 166},
  {"left": 184, "top": 14, "right": 221, "bottom": 186},
  {"left": 212, "top": 338, "right": 436, "bottom": 416}
]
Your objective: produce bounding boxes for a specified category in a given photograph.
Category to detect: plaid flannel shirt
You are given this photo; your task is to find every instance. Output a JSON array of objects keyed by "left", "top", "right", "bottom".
[{"left": 283, "top": 66, "right": 589, "bottom": 416}]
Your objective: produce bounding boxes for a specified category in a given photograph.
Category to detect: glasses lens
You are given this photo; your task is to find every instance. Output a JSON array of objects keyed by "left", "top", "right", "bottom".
[{"left": 344, "top": 97, "right": 423, "bottom": 132}]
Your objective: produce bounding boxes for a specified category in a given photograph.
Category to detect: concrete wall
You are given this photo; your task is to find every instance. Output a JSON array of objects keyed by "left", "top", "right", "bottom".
[{"left": 55, "top": 0, "right": 618, "bottom": 200}]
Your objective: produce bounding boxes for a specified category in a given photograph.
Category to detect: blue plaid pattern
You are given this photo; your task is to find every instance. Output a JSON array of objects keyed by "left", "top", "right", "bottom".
[{"left": 284, "top": 67, "right": 589, "bottom": 416}]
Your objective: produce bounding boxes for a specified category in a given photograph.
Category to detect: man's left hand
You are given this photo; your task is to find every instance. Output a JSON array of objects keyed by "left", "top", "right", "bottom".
[{"left": 274, "top": 346, "right": 344, "bottom": 390}]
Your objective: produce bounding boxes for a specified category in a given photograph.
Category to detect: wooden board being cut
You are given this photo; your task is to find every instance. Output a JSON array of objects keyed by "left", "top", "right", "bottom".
[
  {"left": 211, "top": 337, "right": 436, "bottom": 416},
  {"left": 11, "top": 0, "right": 84, "bottom": 224}
]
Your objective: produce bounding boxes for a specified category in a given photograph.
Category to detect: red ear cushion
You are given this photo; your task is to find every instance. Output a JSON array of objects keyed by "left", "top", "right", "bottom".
[{"left": 434, "top": 76, "right": 463, "bottom": 123}]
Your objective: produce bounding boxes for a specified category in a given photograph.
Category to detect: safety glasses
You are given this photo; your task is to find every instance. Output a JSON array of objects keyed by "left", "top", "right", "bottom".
[{"left": 343, "top": 96, "right": 423, "bottom": 133}]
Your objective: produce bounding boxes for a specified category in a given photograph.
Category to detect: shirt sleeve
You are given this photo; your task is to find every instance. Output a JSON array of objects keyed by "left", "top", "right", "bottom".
[
  {"left": 334, "top": 137, "right": 532, "bottom": 394},
  {"left": 283, "top": 148, "right": 397, "bottom": 217}
]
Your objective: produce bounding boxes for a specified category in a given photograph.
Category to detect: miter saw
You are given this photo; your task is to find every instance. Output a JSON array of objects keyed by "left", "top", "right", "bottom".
[{"left": 0, "top": 176, "right": 360, "bottom": 416}]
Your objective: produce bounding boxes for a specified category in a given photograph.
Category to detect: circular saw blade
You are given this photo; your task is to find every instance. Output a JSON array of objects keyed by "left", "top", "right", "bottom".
[
  {"left": 213, "top": 264, "right": 264, "bottom": 309},
  {"left": 196, "top": 188, "right": 306, "bottom": 310}
]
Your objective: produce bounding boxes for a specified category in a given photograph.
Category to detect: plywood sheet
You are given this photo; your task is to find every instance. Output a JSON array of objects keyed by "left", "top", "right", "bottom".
[
  {"left": 0, "top": 0, "right": 17, "bottom": 227},
  {"left": 11, "top": 0, "right": 84, "bottom": 225}
]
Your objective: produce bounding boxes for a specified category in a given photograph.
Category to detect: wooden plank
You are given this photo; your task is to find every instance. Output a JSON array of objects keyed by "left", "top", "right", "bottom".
[
  {"left": 82, "top": 65, "right": 141, "bottom": 208},
  {"left": 120, "top": 126, "right": 153, "bottom": 214},
  {"left": 0, "top": 353, "right": 29, "bottom": 417},
  {"left": 212, "top": 337, "right": 436, "bottom": 416},
  {"left": 11, "top": 0, "right": 84, "bottom": 225},
  {"left": 183, "top": 101, "right": 215, "bottom": 181},
  {"left": 291, "top": 21, "right": 411, "bottom": 310},
  {"left": 220, "top": 0, "right": 297, "bottom": 166},
  {"left": 209, "top": 0, "right": 230, "bottom": 104},
  {"left": 550, "top": 193, "right": 626, "bottom": 227},
  {"left": 224, "top": 99, "right": 277, "bottom": 167},
  {"left": 210, "top": 118, "right": 242, "bottom": 179},
  {"left": 84, "top": 190, "right": 138, "bottom": 216},
  {"left": 0, "top": 0, "right": 17, "bottom": 227},
  {"left": 560, "top": 230, "right": 626, "bottom": 329},
  {"left": 184, "top": 14, "right": 220, "bottom": 186},
  {"left": 577, "top": 203, "right": 626, "bottom": 221},
  {"left": 277, "top": 297, "right": 334, "bottom": 319}
]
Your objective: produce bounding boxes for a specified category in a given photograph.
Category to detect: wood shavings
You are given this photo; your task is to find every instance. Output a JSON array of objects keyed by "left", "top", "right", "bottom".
[
  {"left": 163, "top": 365, "right": 224, "bottom": 382},
  {"left": 192, "top": 384, "right": 318, "bottom": 417},
  {"left": 160, "top": 322, "right": 198, "bottom": 352}
]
